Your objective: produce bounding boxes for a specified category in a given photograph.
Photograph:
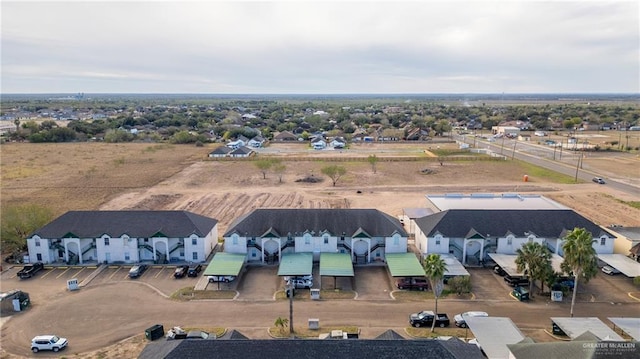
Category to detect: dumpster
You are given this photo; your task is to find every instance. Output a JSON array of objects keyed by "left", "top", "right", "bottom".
[
  {"left": 145, "top": 324, "right": 164, "bottom": 341},
  {"left": 512, "top": 286, "right": 530, "bottom": 301}
]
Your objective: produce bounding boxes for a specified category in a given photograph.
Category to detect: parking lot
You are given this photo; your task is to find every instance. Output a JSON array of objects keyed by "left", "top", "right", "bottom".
[{"left": 2, "top": 261, "right": 637, "bottom": 309}]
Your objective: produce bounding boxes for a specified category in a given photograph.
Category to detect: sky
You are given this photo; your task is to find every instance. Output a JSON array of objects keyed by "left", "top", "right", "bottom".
[{"left": 1, "top": 0, "right": 638, "bottom": 94}]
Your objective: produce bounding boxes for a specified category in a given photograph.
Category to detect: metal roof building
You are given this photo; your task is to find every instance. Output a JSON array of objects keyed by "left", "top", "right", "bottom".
[
  {"left": 465, "top": 316, "right": 526, "bottom": 359},
  {"left": 425, "top": 193, "right": 568, "bottom": 212},
  {"left": 550, "top": 317, "right": 624, "bottom": 341},
  {"left": 597, "top": 254, "right": 640, "bottom": 277},
  {"left": 608, "top": 317, "right": 640, "bottom": 341}
]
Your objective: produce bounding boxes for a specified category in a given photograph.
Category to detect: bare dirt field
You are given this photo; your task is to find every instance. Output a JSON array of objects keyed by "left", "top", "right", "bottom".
[{"left": 1, "top": 141, "right": 639, "bottom": 358}]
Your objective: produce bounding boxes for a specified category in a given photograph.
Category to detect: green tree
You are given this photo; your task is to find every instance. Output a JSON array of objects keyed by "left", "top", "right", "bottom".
[
  {"left": 274, "top": 316, "right": 289, "bottom": 335},
  {"left": 273, "top": 162, "right": 286, "bottom": 183},
  {"left": 320, "top": 164, "right": 347, "bottom": 187},
  {"left": 367, "top": 154, "right": 379, "bottom": 174},
  {"left": 561, "top": 228, "right": 598, "bottom": 317},
  {"left": 1, "top": 204, "right": 53, "bottom": 260},
  {"left": 515, "top": 242, "right": 552, "bottom": 297},
  {"left": 423, "top": 253, "right": 447, "bottom": 332},
  {"left": 255, "top": 159, "right": 274, "bottom": 179}
]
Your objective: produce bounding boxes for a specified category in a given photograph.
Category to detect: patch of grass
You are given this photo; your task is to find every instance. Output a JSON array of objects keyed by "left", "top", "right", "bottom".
[
  {"left": 430, "top": 149, "right": 472, "bottom": 156},
  {"left": 181, "top": 327, "right": 226, "bottom": 338},
  {"left": 517, "top": 160, "right": 577, "bottom": 183},
  {"left": 170, "top": 286, "right": 236, "bottom": 300},
  {"left": 274, "top": 289, "right": 356, "bottom": 300},
  {"left": 269, "top": 326, "right": 359, "bottom": 338},
  {"left": 1, "top": 166, "right": 43, "bottom": 180},
  {"left": 392, "top": 289, "right": 470, "bottom": 301},
  {"left": 406, "top": 326, "right": 473, "bottom": 339},
  {"left": 602, "top": 194, "right": 640, "bottom": 210}
]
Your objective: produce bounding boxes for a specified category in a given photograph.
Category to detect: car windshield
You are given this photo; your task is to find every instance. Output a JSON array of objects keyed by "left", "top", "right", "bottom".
[
  {"left": 418, "top": 312, "right": 431, "bottom": 319},
  {"left": 51, "top": 336, "right": 59, "bottom": 342}
]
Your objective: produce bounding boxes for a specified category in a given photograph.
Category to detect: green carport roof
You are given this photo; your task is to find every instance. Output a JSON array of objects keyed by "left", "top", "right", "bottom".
[
  {"left": 320, "top": 253, "right": 354, "bottom": 277},
  {"left": 277, "top": 253, "right": 313, "bottom": 276},
  {"left": 386, "top": 253, "right": 426, "bottom": 277},
  {"left": 203, "top": 253, "right": 246, "bottom": 276}
]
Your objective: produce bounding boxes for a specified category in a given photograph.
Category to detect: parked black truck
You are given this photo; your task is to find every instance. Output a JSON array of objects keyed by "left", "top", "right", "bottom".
[{"left": 18, "top": 262, "right": 44, "bottom": 279}]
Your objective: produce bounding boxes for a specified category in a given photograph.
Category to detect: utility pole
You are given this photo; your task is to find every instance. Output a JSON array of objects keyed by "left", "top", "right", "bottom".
[
  {"left": 511, "top": 140, "right": 517, "bottom": 159},
  {"left": 574, "top": 152, "right": 583, "bottom": 183},
  {"left": 288, "top": 280, "right": 294, "bottom": 335}
]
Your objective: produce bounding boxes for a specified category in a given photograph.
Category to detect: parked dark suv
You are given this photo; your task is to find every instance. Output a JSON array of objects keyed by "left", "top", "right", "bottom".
[
  {"left": 187, "top": 264, "right": 203, "bottom": 277},
  {"left": 173, "top": 265, "right": 189, "bottom": 278}
]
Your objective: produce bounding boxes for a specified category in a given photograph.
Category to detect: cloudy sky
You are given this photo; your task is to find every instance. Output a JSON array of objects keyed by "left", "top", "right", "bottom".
[{"left": 2, "top": 0, "right": 638, "bottom": 94}]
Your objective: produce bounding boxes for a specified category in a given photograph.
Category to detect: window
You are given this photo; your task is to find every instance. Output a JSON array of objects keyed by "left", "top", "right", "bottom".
[
  {"left": 104, "top": 238, "right": 110, "bottom": 246},
  {"left": 324, "top": 237, "right": 329, "bottom": 244},
  {"left": 393, "top": 237, "right": 399, "bottom": 245},
  {"left": 36, "top": 253, "right": 42, "bottom": 261},
  {"left": 600, "top": 238, "right": 606, "bottom": 246},
  {"left": 124, "top": 252, "right": 130, "bottom": 261},
  {"left": 179, "top": 250, "right": 184, "bottom": 257},
  {"left": 192, "top": 238, "right": 197, "bottom": 245},
  {"left": 35, "top": 239, "right": 40, "bottom": 247},
  {"left": 305, "top": 237, "right": 310, "bottom": 245},
  {"left": 192, "top": 252, "right": 198, "bottom": 261},
  {"left": 507, "top": 238, "right": 512, "bottom": 245},
  {"left": 232, "top": 236, "right": 238, "bottom": 245},
  {"left": 435, "top": 239, "right": 441, "bottom": 245}
]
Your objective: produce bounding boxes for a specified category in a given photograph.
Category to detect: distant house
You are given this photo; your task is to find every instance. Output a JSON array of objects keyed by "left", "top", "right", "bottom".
[
  {"left": 229, "top": 146, "right": 254, "bottom": 158},
  {"left": 311, "top": 137, "right": 327, "bottom": 150},
  {"left": 248, "top": 136, "right": 266, "bottom": 148},
  {"left": 208, "top": 146, "right": 233, "bottom": 158},
  {"left": 331, "top": 137, "right": 346, "bottom": 149},
  {"left": 26, "top": 211, "right": 218, "bottom": 265},
  {"left": 273, "top": 131, "right": 297, "bottom": 142}
]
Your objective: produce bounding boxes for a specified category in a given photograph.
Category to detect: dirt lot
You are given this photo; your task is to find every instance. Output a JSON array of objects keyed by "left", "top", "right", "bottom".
[{"left": 1, "top": 141, "right": 639, "bottom": 358}]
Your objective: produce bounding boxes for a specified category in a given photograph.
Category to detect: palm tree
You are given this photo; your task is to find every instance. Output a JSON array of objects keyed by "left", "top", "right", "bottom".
[
  {"left": 561, "top": 228, "right": 598, "bottom": 317},
  {"left": 274, "top": 316, "right": 289, "bottom": 335},
  {"left": 423, "top": 253, "right": 447, "bottom": 332},
  {"left": 515, "top": 242, "right": 552, "bottom": 297}
]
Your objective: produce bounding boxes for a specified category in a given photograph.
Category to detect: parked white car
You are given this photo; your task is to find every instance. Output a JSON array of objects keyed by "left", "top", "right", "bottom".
[
  {"left": 601, "top": 266, "right": 621, "bottom": 275},
  {"left": 283, "top": 275, "right": 313, "bottom": 282},
  {"left": 453, "top": 311, "right": 489, "bottom": 328},
  {"left": 285, "top": 278, "right": 313, "bottom": 289},
  {"left": 208, "top": 275, "right": 236, "bottom": 283},
  {"left": 31, "top": 335, "right": 68, "bottom": 353}
]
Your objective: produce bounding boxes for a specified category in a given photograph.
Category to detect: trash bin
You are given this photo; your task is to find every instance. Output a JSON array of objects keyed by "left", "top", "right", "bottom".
[{"left": 145, "top": 324, "right": 164, "bottom": 341}]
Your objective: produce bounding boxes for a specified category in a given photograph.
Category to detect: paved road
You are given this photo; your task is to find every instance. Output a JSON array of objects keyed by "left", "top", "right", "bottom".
[
  {"left": 455, "top": 134, "right": 639, "bottom": 196},
  {"left": 2, "top": 264, "right": 639, "bottom": 357}
]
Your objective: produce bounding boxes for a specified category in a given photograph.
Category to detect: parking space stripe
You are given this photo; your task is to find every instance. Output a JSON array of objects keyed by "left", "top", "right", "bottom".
[
  {"left": 108, "top": 267, "right": 121, "bottom": 280},
  {"left": 75, "top": 267, "right": 86, "bottom": 278},
  {"left": 40, "top": 269, "right": 56, "bottom": 278},
  {"left": 154, "top": 268, "right": 165, "bottom": 278},
  {"left": 56, "top": 268, "right": 70, "bottom": 278}
]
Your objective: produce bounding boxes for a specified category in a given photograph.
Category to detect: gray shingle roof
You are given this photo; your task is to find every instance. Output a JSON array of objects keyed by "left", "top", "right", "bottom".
[
  {"left": 224, "top": 209, "right": 407, "bottom": 238},
  {"left": 209, "top": 146, "right": 232, "bottom": 155},
  {"left": 31, "top": 211, "right": 218, "bottom": 238},
  {"left": 145, "top": 339, "right": 484, "bottom": 359},
  {"left": 414, "top": 209, "right": 613, "bottom": 239}
]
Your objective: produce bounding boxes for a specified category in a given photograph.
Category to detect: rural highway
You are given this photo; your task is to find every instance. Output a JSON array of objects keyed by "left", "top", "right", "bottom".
[{"left": 455, "top": 134, "right": 639, "bottom": 196}]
